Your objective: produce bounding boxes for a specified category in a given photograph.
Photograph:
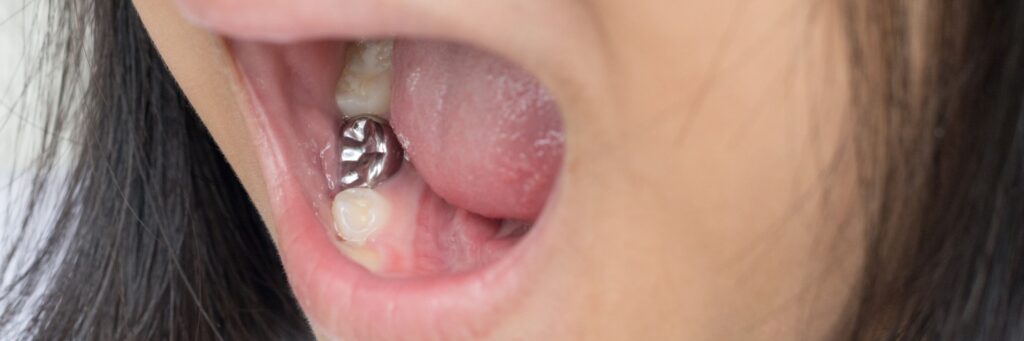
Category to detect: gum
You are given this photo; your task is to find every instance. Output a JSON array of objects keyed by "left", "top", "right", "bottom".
[{"left": 329, "top": 164, "right": 519, "bottom": 277}]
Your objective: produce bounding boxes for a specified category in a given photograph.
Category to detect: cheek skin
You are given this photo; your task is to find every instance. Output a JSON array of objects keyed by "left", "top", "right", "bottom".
[
  {"left": 133, "top": 0, "right": 280, "bottom": 241},
  {"left": 132, "top": 0, "right": 862, "bottom": 339},
  {"left": 502, "top": 0, "right": 861, "bottom": 339}
]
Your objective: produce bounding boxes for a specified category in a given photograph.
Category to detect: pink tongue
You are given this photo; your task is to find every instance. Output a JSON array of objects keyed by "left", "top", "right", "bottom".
[{"left": 390, "top": 41, "right": 563, "bottom": 221}]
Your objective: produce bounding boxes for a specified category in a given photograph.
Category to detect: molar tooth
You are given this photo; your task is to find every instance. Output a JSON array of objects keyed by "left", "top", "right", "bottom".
[
  {"left": 332, "top": 187, "right": 389, "bottom": 246},
  {"left": 338, "top": 244, "right": 383, "bottom": 272},
  {"left": 336, "top": 40, "right": 393, "bottom": 117}
]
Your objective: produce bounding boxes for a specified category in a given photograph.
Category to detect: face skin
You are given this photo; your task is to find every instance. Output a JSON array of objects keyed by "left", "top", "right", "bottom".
[{"left": 133, "top": 0, "right": 862, "bottom": 339}]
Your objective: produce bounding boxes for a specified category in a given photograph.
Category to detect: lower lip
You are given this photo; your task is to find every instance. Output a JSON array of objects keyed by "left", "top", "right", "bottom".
[{"left": 230, "top": 50, "right": 557, "bottom": 340}]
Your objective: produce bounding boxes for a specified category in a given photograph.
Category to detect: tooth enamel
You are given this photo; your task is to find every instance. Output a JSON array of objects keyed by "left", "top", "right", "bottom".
[
  {"left": 332, "top": 187, "right": 389, "bottom": 245},
  {"left": 338, "top": 244, "right": 383, "bottom": 272},
  {"left": 336, "top": 40, "right": 393, "bottom": 117}
]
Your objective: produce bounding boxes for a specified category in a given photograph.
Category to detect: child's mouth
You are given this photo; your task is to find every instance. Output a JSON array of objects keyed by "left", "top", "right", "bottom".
[{"left": 218, "top": 36, "right": 564, "bottom": 339}]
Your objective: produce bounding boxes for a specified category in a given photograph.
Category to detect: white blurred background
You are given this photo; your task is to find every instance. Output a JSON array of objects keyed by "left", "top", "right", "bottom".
[
  {"left": 1, "top": 0, "right": 51, "bottom": 292},
  {"left": 0, "top": 3, "right": 57, "bottom": 335},
  {"left": 0, "top": 2, "right": 34, "bottom": 170},
  {"left": 1, "top": 1, "right": 42, "bottom": 227}
]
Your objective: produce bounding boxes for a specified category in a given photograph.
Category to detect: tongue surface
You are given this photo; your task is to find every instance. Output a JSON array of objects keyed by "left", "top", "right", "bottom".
[{"left": 390, "top": 41, "right": 563, "bottom": 221}]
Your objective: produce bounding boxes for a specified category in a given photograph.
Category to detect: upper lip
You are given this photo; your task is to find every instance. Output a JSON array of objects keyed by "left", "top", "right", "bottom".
[
  {"left": 172, "top": 0, "right": 515, "bottom": 55},
  {"left": 172, "top": 1, "right": 564, "bottom": 339},
  {"left": 169, "top": 0, "right": 604, "bottom": 100}
]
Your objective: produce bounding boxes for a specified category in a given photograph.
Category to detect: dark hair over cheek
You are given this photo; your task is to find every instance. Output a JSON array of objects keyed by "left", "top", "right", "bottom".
[
  {"left": 845, "top": 1, "right": 1024, "bottom": 339},
  {"left": 1, "top": 1, "right": 313, "bottom": 339}
]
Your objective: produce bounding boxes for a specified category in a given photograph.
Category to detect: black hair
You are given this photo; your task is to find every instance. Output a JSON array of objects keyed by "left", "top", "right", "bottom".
[
  {"left": 845, "top": 0, "right": 1024, "bottom": 339},
  {"left": 2, "top": 0, "right": 1024, "bottom": 340},
  {"left": 0, "top": 1, "right": 311, "bottom": 339}
]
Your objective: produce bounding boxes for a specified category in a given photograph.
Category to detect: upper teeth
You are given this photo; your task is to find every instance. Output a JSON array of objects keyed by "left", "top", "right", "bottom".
[{"left": 336, "top": 40, "right": 393, "bottom": 118}]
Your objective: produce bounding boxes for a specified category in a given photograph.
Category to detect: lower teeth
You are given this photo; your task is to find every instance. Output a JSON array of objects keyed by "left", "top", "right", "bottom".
[
  {"left": 330, "top": 40, "right": 400, "bottom": 250},
  {"left": 332, "top": 187, "right": 389, "bottom": 245},
  {"left": 335, "top": 115, "right": 404, "bottom": 191},
  {"left": 335, "top": 40, "right": 393, "bottom": 118}
]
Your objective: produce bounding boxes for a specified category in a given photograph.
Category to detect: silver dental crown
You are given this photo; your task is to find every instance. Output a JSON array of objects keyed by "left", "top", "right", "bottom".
[{"left": 337, "top": 115, "right": 403, "bottom": 190}]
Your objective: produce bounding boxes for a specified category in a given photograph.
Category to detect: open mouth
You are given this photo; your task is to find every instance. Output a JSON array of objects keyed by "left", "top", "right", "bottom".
[{"left": 221, "top": 36, "right": 564, "bottom": 339}]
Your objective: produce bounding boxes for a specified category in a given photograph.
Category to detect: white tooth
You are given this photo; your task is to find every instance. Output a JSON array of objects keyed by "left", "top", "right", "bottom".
[
  {"left": 336, "top": 40, "right": 393, "bottom": 117},
  {"left": 332, "top": 187, "right": 389, "bottom": 246},
  {"left": 338, "top": 243, "right": 383, "bottom": 271}
]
